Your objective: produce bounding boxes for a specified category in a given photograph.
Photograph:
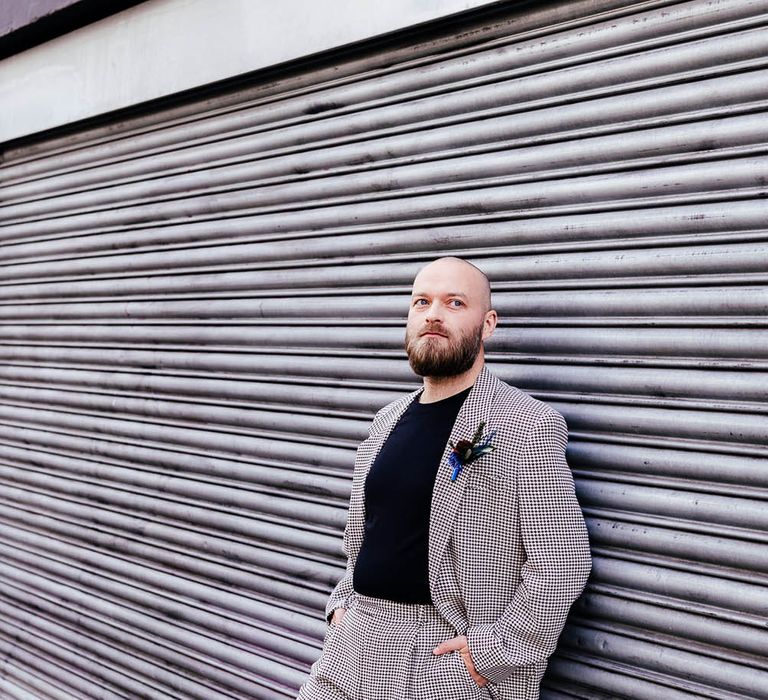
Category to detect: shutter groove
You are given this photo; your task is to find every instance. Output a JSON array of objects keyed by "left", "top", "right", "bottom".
[{"left": 2, "top": 0, "right": 767, "bottom": 698}]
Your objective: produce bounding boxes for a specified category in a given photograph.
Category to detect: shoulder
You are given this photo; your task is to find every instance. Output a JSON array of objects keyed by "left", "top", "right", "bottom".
[
  {"left": 480, "top": 375, "right": 570, "bottom": 482},
  {"left": 486, "top": 372, "right": 567, "bottom": 439}
]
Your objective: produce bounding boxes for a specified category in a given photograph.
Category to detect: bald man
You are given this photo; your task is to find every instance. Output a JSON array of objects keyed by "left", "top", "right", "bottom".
[{"left": 298, "top": 257, "right": 591, "bottom": 700}]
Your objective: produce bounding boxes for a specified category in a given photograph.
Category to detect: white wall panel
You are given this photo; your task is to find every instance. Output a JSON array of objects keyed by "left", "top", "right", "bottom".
[{"left": 0, "top": 0, "right": 499, "bottom": 143}]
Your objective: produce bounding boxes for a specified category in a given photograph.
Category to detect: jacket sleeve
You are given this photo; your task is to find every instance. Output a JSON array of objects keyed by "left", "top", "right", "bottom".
[
  {"left": 466, "top": 409, "right": 591, "bottom": 683},
  {"left": 324, "top": 546, "right": 355, "bottom": 624}
]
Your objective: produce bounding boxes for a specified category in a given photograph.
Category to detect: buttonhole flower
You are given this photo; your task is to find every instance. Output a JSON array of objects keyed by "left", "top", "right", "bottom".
[{"left": 448, "top": 421, "right": 496, "bottom": 482}]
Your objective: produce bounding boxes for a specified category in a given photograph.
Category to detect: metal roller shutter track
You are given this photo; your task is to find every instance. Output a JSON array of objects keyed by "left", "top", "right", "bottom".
[{"left": 1, "top": 0, "right": 767, "bottom": 697}]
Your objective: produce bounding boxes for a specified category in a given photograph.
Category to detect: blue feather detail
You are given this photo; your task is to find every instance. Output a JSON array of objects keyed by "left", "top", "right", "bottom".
[
  {"left": 475, "top": 430, "right": 496, "bottom": 455},
  {"left": 449, "top": 452, "right": 463, "bottom": 481}
]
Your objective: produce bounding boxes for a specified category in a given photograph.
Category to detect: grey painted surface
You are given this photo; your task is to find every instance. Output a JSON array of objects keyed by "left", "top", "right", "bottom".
[
  {"left": 0, "top": 0, "right": 82, "bottom": 36},
  {"left": 1, "top": 0, "right": 768, "bottom": 697},
  {"left": 0, "top": 0, "right": 499, "bottom": 143},
  {"left": 0, "top": 0, "right": 147, "bottom": 62}
]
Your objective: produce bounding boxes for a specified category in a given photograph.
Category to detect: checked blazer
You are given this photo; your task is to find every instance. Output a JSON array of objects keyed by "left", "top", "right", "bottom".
[{"left": 325, "top": 366, "right": 591, "bottom": 699}]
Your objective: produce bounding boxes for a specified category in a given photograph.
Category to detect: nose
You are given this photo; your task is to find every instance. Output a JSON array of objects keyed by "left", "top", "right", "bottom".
[{"left": 425, "top": 299, "right": 444, "bottom": 323}]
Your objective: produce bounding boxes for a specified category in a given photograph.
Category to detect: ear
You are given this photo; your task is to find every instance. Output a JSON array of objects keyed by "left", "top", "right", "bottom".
[{"left": 482, "top": 309, "right": 498, "bottom": 340}]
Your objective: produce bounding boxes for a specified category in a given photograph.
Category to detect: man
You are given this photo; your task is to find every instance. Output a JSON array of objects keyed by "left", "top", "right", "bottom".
[{"left": 298, "top": 257, "right": 591, "bottom": 700}]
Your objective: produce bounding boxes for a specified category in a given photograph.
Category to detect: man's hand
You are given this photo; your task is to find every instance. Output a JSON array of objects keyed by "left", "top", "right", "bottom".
[
  {"left": 433, "top": 635, "right": 488, "bottom": 687},
  {"left": 330, "top": 607, "right": 346, "bottom": 625}
]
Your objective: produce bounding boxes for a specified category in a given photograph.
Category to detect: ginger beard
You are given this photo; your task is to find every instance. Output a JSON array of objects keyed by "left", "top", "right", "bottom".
[{"left": 405, "top": 320, "right": 484, "bottom": 378}]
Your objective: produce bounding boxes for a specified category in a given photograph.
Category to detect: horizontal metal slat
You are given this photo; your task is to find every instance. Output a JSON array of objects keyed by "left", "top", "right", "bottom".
[
  {"left": 5, "top": 70, "right": 766, "bottom": 232},
  {"left": 6, "top": 409, "right": 765, "bottom": 507},
  {"left": 1, "top": 376, "right": 766, "bottom": 457},
  {"left": 0, "top": 384, "right": 371, "bottom": 443},
  {"left": 578, "top": 587, "right": 768, "bottom": 659},
  {"left": 0, "top": 421, "right": 354, "bottom": 488},
  {"left": 0, "top": 671, "right": 68, "bottom": 700},
  {"left": 0, "top": 542, "right": 322, "bottom": 671},
  {"left": 1, "top": 360, "right": 766, "bottom": 418},
  {"left": 590, "top": 556, "right": 768, "bottom": 619},
  {"left": 559, "top": 623, "right": 768, "bottom": 698},
  {"left": 561, "top": 401, "right": 768, "bottom": 450},
  {"left": 3, "top": 150, "right": 768, "bottom": 242},
  {"left": 493, "top": 326, "right": 768, "bottom": 362},
  {"left": 546, "top": 654, "right": 740, "bottom": 700},
  {"left": 0, "top": 640, "right": 115, "bottom": 700},
  {"left": 0, "top": 444, "right": 345, "bottom": 529},
  {"left": 0, "top": 600, "right": 241, "bottom": 700},
  {"left": 0, "top": 364, "right": 403, "bottom": 413},
  {"left": 0, "top": 456, "right": 343, "bottom": 542},
  {"left": 0, "top": 501, "right": 339, "bottom": 600},
  {"left": 0, "top": 427, "right": 352, "bottom": 502},
  {"left": 0, "top": 485, "right": 343, "bottom": 604},
  {"left": 0, "top": 552, "right": 311, "bottom": 694},
  {"left": 0, "top": 678, "right": 41, "bottom": 700},
  {"left": 2, "top": 322, "right": 768, "bottom": 363},
  {"left": 0, "top": 474, "right": 342, "bottom": 560},
  {"left": 3, "top": 239, "right": 768, "bottom": 297},
  {"left": 0, "top": 405, "right": 361, "bottom": 471},
  {"left": 0, "top": 347, "right": 410, "bottom": 380},
  {"left": 579, "top": 479, "right": 768, "bottom": 534},
  {"left": 507, "top": 363, "right": 768, "bottom": 408},
  {"left": 0, "top": 325, "right": 401, "bottom": 349},
  {"left": 7, "top": 454, "right": 768, "bottom": 592},
  {"left": 5, "top": 100, "right": 768, "bottom": 226},
  {"left": 588, "top": 518, "right": 768, "bottom": 577},
  {"left": 3, "top": 190, "right": 766, "bottom": 268},
  {"left": 4, "top": 109, "right": 767, "bottom": 226},
  {"left": 0, "top": 614, "right": 162, "bottom": 700},
  {"left": 568, "top": 441, "right": 768, "bottom": 490},
  {"left": 2, "top": 286, "right": 767, "bottom": 321}
]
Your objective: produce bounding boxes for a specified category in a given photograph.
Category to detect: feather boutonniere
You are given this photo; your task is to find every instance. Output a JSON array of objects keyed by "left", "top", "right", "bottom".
[{"left": 448, "top": 421, "right": 496, "bottom": 482}]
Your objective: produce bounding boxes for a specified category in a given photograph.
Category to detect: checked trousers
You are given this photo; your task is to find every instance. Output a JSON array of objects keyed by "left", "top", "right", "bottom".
[{"left": 297, "top": 592, "right": 493, "bottom": 700}]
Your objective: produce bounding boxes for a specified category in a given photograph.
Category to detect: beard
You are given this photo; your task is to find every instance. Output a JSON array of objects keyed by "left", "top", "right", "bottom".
[{"left": 405, "top": 322, "right": 484, "bottom": 378}]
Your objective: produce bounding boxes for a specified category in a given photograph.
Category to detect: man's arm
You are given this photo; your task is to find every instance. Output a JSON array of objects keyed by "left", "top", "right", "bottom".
[
  {"left": 324, "top": 547, "right": 354, "bottom": 624},
  {"left": 466, "top": 409, "right": 591, "bottom": 683}
]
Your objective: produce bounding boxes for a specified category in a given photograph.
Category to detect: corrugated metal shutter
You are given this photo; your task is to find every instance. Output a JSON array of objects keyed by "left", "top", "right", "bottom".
[{"left": 1, "top": 0, "right": 767, "bottom": 698}]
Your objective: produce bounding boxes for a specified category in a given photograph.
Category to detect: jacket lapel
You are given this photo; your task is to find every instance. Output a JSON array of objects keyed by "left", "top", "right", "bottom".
[{"left": 428, "top": 366, "right": 500, "bottom": 595}]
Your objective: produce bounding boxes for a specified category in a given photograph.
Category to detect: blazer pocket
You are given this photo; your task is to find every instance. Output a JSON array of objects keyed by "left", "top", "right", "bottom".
[
  {"left": 466, "top": 469, "right": 506, "bottom": 493},
  {"left": 485, "top": 664, "right": 536, "bottom": 700}
]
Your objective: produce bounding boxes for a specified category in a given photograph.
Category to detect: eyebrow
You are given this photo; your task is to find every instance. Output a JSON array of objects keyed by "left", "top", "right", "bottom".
[{"left": 411, "top": 291, "right": 469, "bottom": 298}]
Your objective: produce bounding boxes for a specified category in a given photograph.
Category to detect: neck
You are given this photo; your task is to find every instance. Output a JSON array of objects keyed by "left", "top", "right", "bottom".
[{"left": 420, "top": 355, "right": 485, "bottom": 404}]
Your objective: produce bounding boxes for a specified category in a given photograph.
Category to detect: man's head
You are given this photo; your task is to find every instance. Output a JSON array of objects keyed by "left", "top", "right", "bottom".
[{"left": 405, "top": 257, "right": 497, "bottom": 378}]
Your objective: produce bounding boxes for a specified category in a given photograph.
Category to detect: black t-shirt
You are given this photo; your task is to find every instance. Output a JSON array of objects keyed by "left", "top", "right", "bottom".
[{"left": 353, "top": 386, "right": 471, "bottom": 603}]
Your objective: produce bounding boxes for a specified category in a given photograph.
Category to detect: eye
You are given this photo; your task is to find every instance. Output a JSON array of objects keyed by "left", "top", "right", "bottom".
[
  {"left": 413, "top": 298, "right": 428, "bottom": 307},
  {"left": 449, "top": 299, "right": 465, "bottom": 307}
]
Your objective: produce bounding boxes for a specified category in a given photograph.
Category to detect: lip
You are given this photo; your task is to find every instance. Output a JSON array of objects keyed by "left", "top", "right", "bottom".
[{"left": 421, "top": 331, "right": 448, "bottom": 338}]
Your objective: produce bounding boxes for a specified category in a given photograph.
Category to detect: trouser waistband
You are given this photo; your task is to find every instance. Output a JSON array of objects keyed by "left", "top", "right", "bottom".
[{"left": 350, "top": 591, "right": 436, "bottom": 622}]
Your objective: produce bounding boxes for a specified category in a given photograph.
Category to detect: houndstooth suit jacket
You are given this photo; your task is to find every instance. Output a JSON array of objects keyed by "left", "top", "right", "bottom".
[{"left": 325, "top": 366, "right": 591, "bottom": 699}]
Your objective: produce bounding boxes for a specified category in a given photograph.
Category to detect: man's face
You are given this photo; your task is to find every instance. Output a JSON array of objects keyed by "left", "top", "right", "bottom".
[{"left": 404, "top": 259, "right": 495, "bottom": 378}]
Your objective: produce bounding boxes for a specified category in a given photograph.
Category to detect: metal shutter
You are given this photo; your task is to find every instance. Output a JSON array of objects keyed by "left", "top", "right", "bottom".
[{"left": 1, "top": 0, "right": 767, "bottom": 698}]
